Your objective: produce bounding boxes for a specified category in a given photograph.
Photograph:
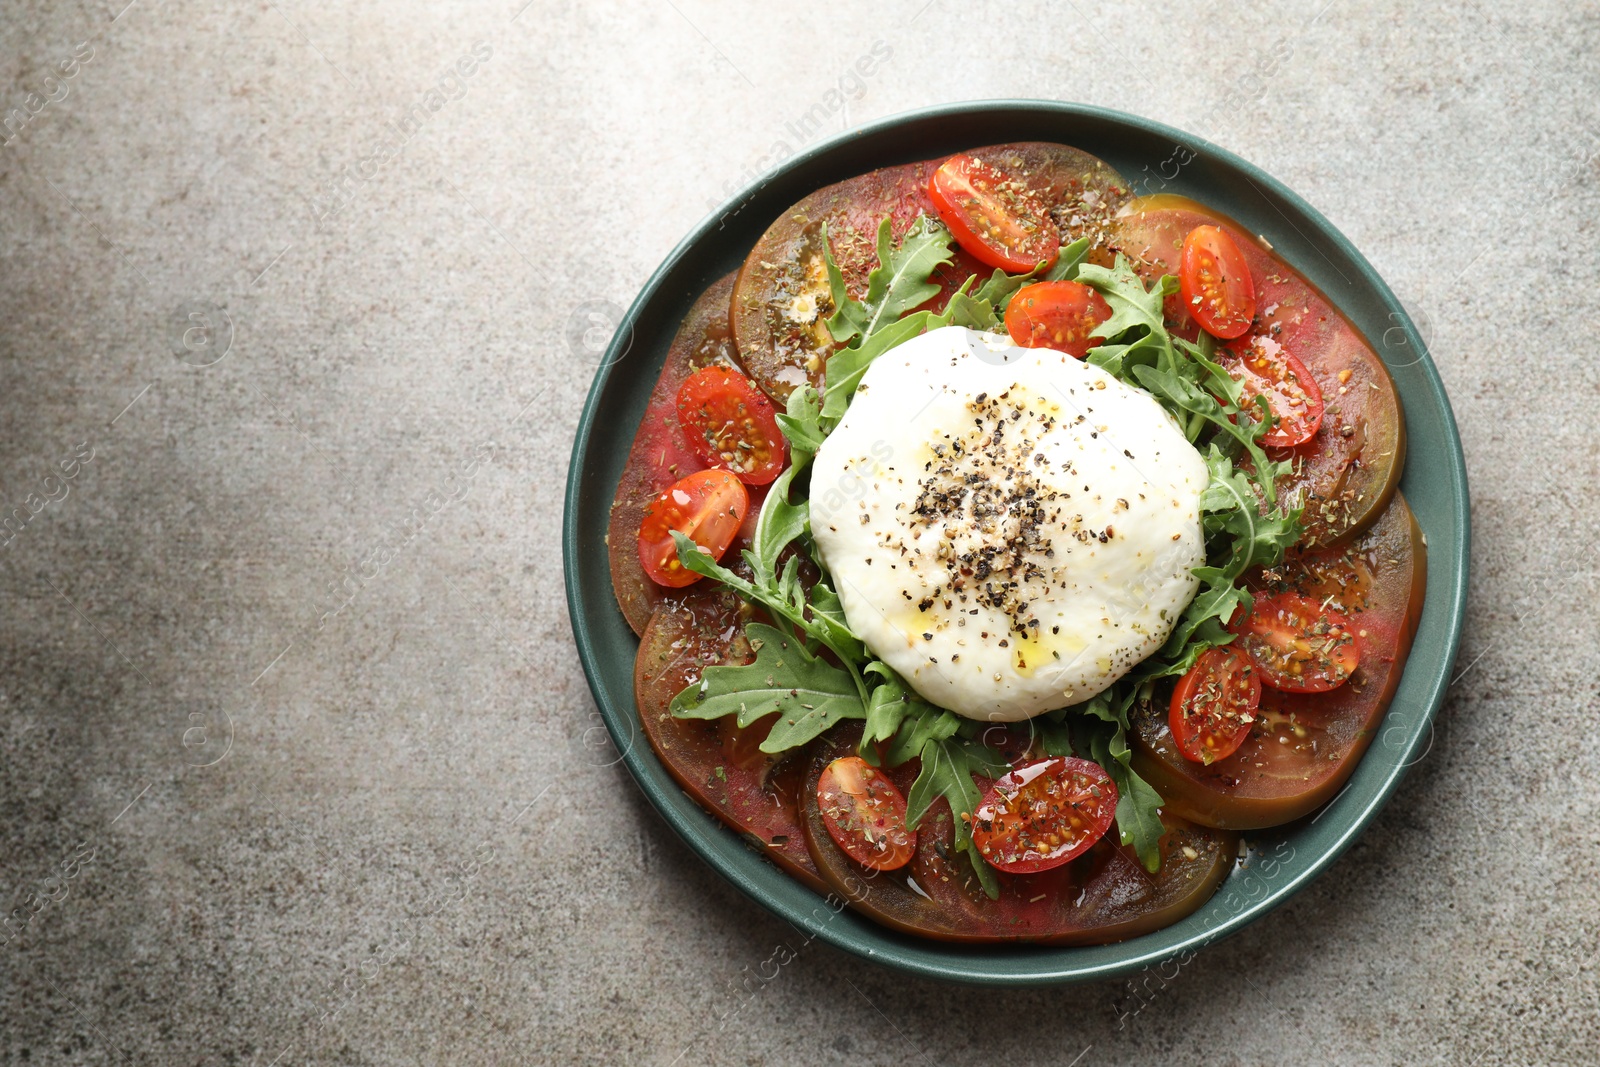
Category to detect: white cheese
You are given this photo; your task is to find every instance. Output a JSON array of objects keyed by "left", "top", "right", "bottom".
[{"left": 810, "top": 327, "right": 1208, "bottom": 722}]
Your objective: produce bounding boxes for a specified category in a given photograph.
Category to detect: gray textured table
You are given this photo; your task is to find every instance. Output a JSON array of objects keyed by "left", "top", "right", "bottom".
[{"left": 2, "top": 2, "right": 1594, "bottom": 1064}]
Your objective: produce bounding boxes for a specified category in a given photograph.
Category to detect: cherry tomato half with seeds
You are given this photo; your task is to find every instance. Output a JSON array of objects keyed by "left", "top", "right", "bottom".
[
  {"left": 675, "top": 367, "right": 787, "bottom": 485},
  {"left": 970, "top": 756, "right": 1117, "bottom": 874},
  {"left": 1004, "top": 280, "right": 1113, "bottom": 358},
  {"left": 1169, "top": 646, "right": 1262, "bottom": 766},
  {"left": 927, "top": 155, "right": 1061, "bottom": 274},
  {"left": 636, "top": 468, "right": 749, "bottom": 589},
  {"left": 1221, "top": 334, "right": 1326, "bottom": 448},
  {"left": 1231, "top": 592, "right": 1362, "bottom": 693},
  {"left": 1179, "top": 224, "right": 1256, "bottom": 339},
  {"left": 816, "top": 756, "right": 915, "bottom": 871}
]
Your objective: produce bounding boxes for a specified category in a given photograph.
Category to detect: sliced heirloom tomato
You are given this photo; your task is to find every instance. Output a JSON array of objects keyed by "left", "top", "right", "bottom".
[
  {"left": 1004, "top": 280, "right": 1112, "bottom": 358},
  {"left": 816, "top": 756, "right": 915, "bottom": 871},
  {"left": 1232, "top": 592, "right": 1362, "bottom": 693},
  {"left": 1111, "top": 195, "right": 1405, "bottom": 546},
  {"left": 1221, "top": 334, "right": 1325, "bottom": 448},
  {"left": 637, "top": 469, "right": 748, "bottom": 588},
  {"left": 1178, "top": 224, "right": 1256, "bottom": 338},
  {"left": 675, "top": 366, "right": 787, "bottom": 485},
  {"left": 971, "top": 756, "right": 1116, "bottom": 873},
  {"left": 928, "top": 154, "right": 1061, "bottom": 272},
  {"left": 608, "top": 274, "right": 756, "bottom": 633},
  {"left": 1132, "top": 492, "right": 1426, "bottom": 830},
  {"left": 799, "top": 725, "right": 1237, "bottom": 943},
  {"left": 732, "top": 143, "right": 1131, "bottom": 401},
  {"left": 1170, "top": 646, "right": 1262, "bottom": 766},
  {"left": 634, "top": 584, "right": 827, "bottom": 893}
]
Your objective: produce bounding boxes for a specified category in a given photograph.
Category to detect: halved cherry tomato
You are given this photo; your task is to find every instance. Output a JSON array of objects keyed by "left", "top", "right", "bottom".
[
  {"left": 1179, "top": 224, "right": 1255, "bottom": 339},
  {"left": 1231, "top": 592, "right": 1361, "bottom": 693},
  {"left": 675, "top": 367, "right": 786, "bottom": 485},
  {"left": 636, "top": 469, "right": 749, "bottom": 588},
  {"left": 927, "top": 155, "right": 1060, "bottom": 273},
  {"left": 971, "top": 756, "right": 1117, "bottom": 874},
  {"left": 1221, "top": 334, "right": 1326, "bottom": 448},
  {"left": 816, "top": 755, "right": 915, "bottom": 871},
  {"left": 1003, "top": 281, "right": 1112, "bottom": 358},
  {"left": 1169, "top": 647, "right": 1262, "bottom": 766}
]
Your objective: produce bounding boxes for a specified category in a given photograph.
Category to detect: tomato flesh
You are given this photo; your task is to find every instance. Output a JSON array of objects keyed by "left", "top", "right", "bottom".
[
  {"left": 1232, "top": 591, "right": 1362, "bottom": 693},
  {"left": 675, "top": 366, "right": 787, "bottom": 485},
  {"left": 1222, "top": 334, "right": 1325, "bottom": 448},
  {"left": 607, "top": 273, "right": 740, "bottom": 634},
  {"left": 634, "top": 587, "right": 827, "bottom": 893},
  {"left": 971, "top": 757, "right": 1117, "bottom": 874},
  {"left": 1169, "top": 646, "right": 1262, "bottom": 765},
  {"left": 928, "top": 155, "right": 1061, "bottom": 273},
  {"left": 637, "top": 469, "right": 749, "bottom": 588},
  {"left": 816, "top": 756, "right": 915, "bottom": 871},
  {"left": 1004, "top": 280, "right": 1112, "bottom": 358},
  {"left": 1179, "top": 224, "right": 1256, "bottom": 339}
]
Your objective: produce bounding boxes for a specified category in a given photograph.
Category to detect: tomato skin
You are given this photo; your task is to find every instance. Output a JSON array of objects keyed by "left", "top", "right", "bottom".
[
  {"left": 971, "top": 757, "right": 1117, "bottom": 874},
  {"left": 1222, "top": 334, "right": 1325, "bottom": 448},
  {"left": 1169, "top": 647, "right": 1262, "bottom": 765},
  {"left": 1004, "top": 281, "right": 1113, "bottom": 358},
  {"left": 1179, "top": 224, "right": 1256, "bottom": 339},
  {"left": 675, "top": 367, "right": 787, "bottom": 485},
  {"left": 927, "top": 155, "right": 1061, "bottom": 273},
  {"left": 637, "top": 469, "right": 749, "bottom": 588},
  {"left": 1232, "top": 592, "right": 1362, "bottom": 693},
  {"left": 816, "top": 756, "right": 916, "bottom": 871}
]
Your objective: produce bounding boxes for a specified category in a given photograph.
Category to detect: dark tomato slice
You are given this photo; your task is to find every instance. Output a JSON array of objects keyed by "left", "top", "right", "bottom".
[
  {"left": 1232, "top": 591, "right": 1362, "bottom": 693},
  {"left": 637, "top": 469, "right": 749, "bottom": 588},
  {"left": 675, "top": 367, "right": 787, "bottom": 485},
  {"left": 607, "top": 273, "right": 740, "bottom": 634},
  {"left": 1111, "top": 196, "right": 1405, "bottom": 547},
  {"left": 634, "top": 587, "right": 826, "bottom": 893},
  {"left": 734, "top": 144, "right": 1130, "bottom": 402},
  {"left": 1004, "top": 281, "right": 1113, "bottom": 358},
  {"left": 1169, "top": 647, "right": 1262, "bottom": 765},
  {"left": 816, "top": 756, "right": 915, "bottom": 871},
  {"left": 927, "top": 155, "right": 1061, "bottom": 273},
  {"left": 800, "top": 726, "right": 1237, "bottom": 943},
  {"left": 971, "top": 757, "right": 1117, "bottom": 874},
  {"left": 1131, "top": 493, "right": 1426, "bottom": 830},
  {"left": 1221, "top": 334, "right": 1326, "bottom": 448},
  {"left": 1179, "top": 224, "right": 1256, "bottom": 339}
]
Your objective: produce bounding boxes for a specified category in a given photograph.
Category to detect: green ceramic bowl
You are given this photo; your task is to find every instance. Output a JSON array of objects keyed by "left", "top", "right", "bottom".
[{"left": 563, "top": 101, "right": 1469, "bottom": 985}]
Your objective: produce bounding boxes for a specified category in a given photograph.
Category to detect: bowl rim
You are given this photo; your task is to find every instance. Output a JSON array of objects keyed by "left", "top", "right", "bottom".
[{"left": 563, "top": 99, "right": 1470, "bottom": 986}]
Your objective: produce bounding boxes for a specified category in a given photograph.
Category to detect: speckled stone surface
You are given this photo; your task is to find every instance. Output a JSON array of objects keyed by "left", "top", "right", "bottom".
[{"left": 1, "top": 2, "right": 1596, "bottom": 1064}]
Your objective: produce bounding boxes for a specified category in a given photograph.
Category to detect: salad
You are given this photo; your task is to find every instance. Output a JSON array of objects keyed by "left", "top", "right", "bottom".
[{"left": 607, "top": 143, "right": 1424, "bottom": 943}]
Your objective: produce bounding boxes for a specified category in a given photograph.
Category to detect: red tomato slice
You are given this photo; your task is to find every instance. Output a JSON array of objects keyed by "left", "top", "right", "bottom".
[
  {"left": 1231, "top": 592, "right": 1362, "bottom": 693},
  {"left": 1221, "top": 334, "right": 1326, "bottom": 448},
  {"left": 1169, "top": 647, "right": 1262, "bottom": 765},
  {"left": 816, "top": 756, "right": 915, "bottom": 871},
  {"left": 1179, "top": 224, "right": 1256, "bottom": 339},
  {"left": 675, "top": 367, "right": 787, "bottom": 485},
  {"left": 971, "top": 756, "right": 1117, "bottom": 874},
  {"left": 1003, "top": 280, "right": 1112, "bottom": 358},
  {"left": 636, "top": 469, "right": 749, "bottom": 588},
  {"left": 927, "top": 155, "right": 1061, "bottom": 273}
]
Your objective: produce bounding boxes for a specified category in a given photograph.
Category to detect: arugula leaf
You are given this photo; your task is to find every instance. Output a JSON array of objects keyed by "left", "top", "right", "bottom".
[
  {"left": 670, "top": 624, "right": 864, "bottom": 752},
  {"left": 860, "top": 661, "right": 937, "bottom": 749},
  {"left": 905, "top": 733, "right": 1009, "bottom": 898},
  {"left": 1079, "top": 257, "right": 1172, "bottom": 342},
  {"left": 823, "top": 216, "right": 954, "bottom": 347},
  {"left": 1039, "top": 235, "right": 1092, "bottom": 282},
  {"left": 1075, "top": 692, "right": 1166, "bottom": 871},
  {"left": 772, "top": 383, "right": 827, "bottom": 464},
  {"left": 671, "top": 532, "right": 866, "bottom": 666}
]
